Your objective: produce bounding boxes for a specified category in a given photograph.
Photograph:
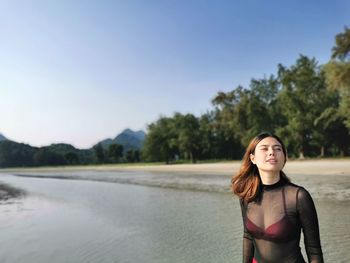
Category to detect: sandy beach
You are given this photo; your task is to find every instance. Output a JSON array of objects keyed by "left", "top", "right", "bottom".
[
  {"left": 1, "top": 159, "right": 350, "bottom": 176},
  {"left": 1, "top": 159, "right": 350, "bottom": 201}
]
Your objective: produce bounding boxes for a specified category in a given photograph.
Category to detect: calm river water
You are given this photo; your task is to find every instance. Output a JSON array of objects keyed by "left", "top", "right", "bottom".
[{"left": 0, "top": 171, "right": 349, "bottom": 263}]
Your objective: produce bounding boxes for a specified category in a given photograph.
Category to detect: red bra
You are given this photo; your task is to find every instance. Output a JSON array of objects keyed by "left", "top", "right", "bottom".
[{"left": 245, "top": 188, "right": 296, "bottom": 242}]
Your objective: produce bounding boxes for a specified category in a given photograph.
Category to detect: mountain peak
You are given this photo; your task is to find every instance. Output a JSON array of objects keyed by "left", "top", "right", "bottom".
[
  {"left": 118, "top": 129, "right": 146, "bottom": 140},
  {"left": 98, "top": 128, "right": 146, "bottom": 152},
  {"left": 121, "top": 128, "right": 134, "bottom": 134}
]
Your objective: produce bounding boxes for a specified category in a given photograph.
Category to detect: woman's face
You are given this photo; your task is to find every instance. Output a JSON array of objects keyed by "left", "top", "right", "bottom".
[{"left": 250, "top": 136, "right": 285, "bottom": 173}]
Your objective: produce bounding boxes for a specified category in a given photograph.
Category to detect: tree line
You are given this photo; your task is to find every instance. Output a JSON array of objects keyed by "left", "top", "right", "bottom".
[
  {"left": 142, "top": 27, "right": 350, "bottom": 163},
  {"left": 93, "top": 143, "right": 140, "bottom": 164},
  {"left": 0, "top": 141, "right": 140, "bottom": 168}
]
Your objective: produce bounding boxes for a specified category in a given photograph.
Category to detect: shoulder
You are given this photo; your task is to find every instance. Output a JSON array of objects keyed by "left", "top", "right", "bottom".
[
  {"left": 285, "top": 180, "right": 301, "bottom": 188},
  {"left": 284, "top": 180, "right": 304, "bottom": 195},
  {"left": 284, "top": 179, "right": 307, "bottom": 191},
  {"left": 284, "top": 181, "right": 314, "bottom": 205},
  {"left": 296, "top": 186, "right": 313, "bottom": 202},
  {"left": 290, "top": 185, "right": 316, "bottom": 211}
]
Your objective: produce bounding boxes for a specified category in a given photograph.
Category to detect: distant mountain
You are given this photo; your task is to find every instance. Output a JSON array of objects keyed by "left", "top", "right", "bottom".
[
  {"left": 43, "top": 143, "right": 78, "bottom": 155},
  {"left": 0, "top": 133, "right": 8, "bottom": 141},
  {"left": 98, "top": 128, "right": 146, "bottom": 152},
  {"left": 0, "top": 140, "right": 95, "bottom": 168},
  {"left": 0, "top": 140, "right": 37, "bottom": 167},
  {"left": 0, "top": 129, "right": 146, "bottom": 167},
  {"left": 44, "top": 143, "right": 94, "bottom": 164}
]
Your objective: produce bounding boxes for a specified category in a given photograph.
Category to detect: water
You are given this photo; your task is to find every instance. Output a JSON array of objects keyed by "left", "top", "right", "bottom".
[
  {"left": 0, "top": 171, "right": 349, "bottom": 263},
  {"left": 0, "top": 173, "right": 240, "bottom": 263}
]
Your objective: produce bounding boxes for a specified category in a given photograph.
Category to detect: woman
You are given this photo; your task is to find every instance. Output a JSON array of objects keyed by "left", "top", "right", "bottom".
[{"left": 231, "top": 132, "right": 323, "bottom": 263}]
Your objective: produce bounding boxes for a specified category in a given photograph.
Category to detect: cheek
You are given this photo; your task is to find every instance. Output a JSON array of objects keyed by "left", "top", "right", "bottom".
[
  {"left": 255, "top": 155, "right": 266, "bottom": 164},
  {"left": 279, "top": 153, "right": 286, "bottom": 162}
]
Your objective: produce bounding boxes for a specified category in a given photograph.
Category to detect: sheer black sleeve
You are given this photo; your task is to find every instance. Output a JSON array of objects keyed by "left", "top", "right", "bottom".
[
  {"left": 239, "top": 199, "right": 254, "bottom": 263},
  {"left": 297, "top": 188, "right": 324, "bottom": 263}
]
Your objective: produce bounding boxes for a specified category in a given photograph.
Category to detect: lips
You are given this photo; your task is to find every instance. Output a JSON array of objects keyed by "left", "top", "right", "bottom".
[{"left": 267, "top": 159, "right": 278, "bottom": 164}]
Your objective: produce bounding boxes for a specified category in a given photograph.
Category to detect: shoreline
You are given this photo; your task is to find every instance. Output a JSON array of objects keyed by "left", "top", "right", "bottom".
[{"left": 1, "top": 159, "right": 350, "bottom": 176}]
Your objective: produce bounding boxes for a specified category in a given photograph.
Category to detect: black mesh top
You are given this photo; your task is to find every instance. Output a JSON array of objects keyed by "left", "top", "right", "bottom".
[{"left": 239, "top": 177, "right": 324, "bottom": 263}]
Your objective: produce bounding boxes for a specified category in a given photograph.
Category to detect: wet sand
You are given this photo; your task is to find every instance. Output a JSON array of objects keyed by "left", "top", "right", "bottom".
[{"left": 0, "top": 182, "right": 25, "bottom": 201}]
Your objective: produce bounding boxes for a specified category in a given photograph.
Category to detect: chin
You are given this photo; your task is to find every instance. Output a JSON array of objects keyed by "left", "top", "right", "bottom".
[{"left": 261, "top": 166, "right": 282, "bottom": 172}]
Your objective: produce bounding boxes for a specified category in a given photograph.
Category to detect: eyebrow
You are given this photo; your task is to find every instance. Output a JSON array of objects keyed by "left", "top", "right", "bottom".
[{"left": 258, "top": 144, "right": 282, "bottom": 148}]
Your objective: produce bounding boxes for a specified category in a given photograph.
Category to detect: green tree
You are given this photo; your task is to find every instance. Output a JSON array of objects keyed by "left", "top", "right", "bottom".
[
  {"left": 277, "top": 55, "right": 329, "bottom": 158},
  {"left": 212, "top": 87, "right": 251, "bottom": 158},
  {"left": 133, "top": 150, "right": 140, "bottom": 162},
  {"left": 93, "top": 143, "right": 105, "bottom": 163},
  {"left": 198, "top": 112, "right": 217, "bottom": 159},
  {"left": 33, "top": 148, "right": 66, "bottom": 166},
  {"left": 243, "top": 76, "right": 283, "bottom": 145},
  {"left": 143, "top": 117, "right": 178, "bottom": 163},
  {"left": 0, "top": 141, "right": 35, "bottom": 167},
  {"left": 174, "top": 113, "right": 201, "bottom": 163},
  {"left": 64, "top": 152, "right": 80, "bottom": 165},
  {"left": 324, "top": 26, "right": 350, "bottom": 130},
  {"left": 125, "top": 149, "right": 135, "bottom": 163},
  {"left": 314, "top": 104, "right": 350, "bottom": 156},
  {"left": 211, "top": 76, "right": 281, "bottom": 156},
  {"left": 108, "top": 143, "right": 123, "bottom": 163}
]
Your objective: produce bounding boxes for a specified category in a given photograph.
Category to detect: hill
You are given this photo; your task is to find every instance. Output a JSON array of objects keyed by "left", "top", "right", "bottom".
[
  {"left": 0, "top": 133, "right": 8, "bottom": 141},
  {"left": 0, "top": 141, "right": 94, "bottom": 168},
  {"left": 98, "top": 128, "right": 146, "bottom": 152},
  {"left": 0, "top": 129, "right": 146, "bottom": 167}
]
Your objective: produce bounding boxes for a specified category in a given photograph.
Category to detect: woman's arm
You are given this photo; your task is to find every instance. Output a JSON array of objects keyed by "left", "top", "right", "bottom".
[
  {"left": 297, "top": 188, "right": 324, "bottom": 263},
  {"left": 239, "top": 199, "right": 254, "bottom": 263}
]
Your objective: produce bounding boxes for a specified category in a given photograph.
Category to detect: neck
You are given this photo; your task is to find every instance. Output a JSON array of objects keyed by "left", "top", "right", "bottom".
[{"left": 259, "top": 170, "right": 281, "bottom": 185}]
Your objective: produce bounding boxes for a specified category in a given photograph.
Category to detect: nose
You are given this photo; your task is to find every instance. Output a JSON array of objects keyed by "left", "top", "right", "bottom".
[{"left": 268, "top": 147, "right": 274, "bottom": 156}]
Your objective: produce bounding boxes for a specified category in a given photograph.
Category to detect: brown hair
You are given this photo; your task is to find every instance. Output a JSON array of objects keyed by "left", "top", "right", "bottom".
[{"left": 231, "top": 132, "right": 289, "bottom": 202}]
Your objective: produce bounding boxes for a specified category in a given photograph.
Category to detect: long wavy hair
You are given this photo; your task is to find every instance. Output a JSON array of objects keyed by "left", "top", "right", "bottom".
[{"left": 231, "top": 132, "right": 289, "bottom": 202}]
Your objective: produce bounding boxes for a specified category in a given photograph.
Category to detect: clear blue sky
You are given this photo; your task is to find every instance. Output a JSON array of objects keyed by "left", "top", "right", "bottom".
[{"left": 1, "top": 0, "right": 349, "bottom": 149}]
